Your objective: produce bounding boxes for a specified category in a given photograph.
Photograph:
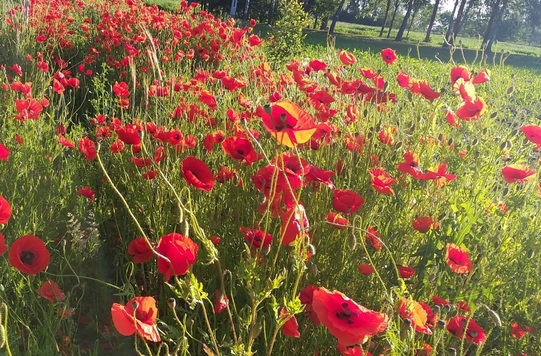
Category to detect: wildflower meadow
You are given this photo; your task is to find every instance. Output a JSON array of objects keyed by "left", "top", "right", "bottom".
[{"left": 0, "top": 0, "right": 541, "bottom": 355}]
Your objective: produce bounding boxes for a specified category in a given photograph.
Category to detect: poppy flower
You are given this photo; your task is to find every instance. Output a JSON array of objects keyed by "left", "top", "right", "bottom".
[
  {"left": 397, "top": 266, "right": 416, "bottom": 279},
  {"left": 412, "top": 216, "right": 438, "bottom": 233},
  {"left": 156, "top": 233, "right": 198, "bottom": 281},
  {"left": 445, "top": 243, "right": 473, "bottom": 274},
  {"left": 127, "top": 238, "right": 154, "bottom": 263},
  {"left": 116, "top": 124, "right": 141, "bottom": 145},
  {"left": 280, "top": 204, "right": 309, "bottom": 245},
  {"left": 358, "top": 263, "right": 374, "bottom": 276},
  {"left": 369, "top": 168, "right": 396, "bottom": 195},
  {"left": 421, "top": 164, "right": 456, "bottom": 186},
  {"left": 365, "top": 227, "right": 382, "bottom": 250},
  {"left": 332, "top": 189, "right": 364, "bottom": 215},
  {"left": 455, "top": 300, "right": 471, "bottom": 313},
  {"left": 311, "top": 287, "right": 388, "bottom": 346},
  {"left": 399, "top": 299, "right": 432, "bottom": 334},
  {"left": 450, "top": 66, "right": 471, "bottom": 85},
  {"left": 381, "top": 48, "right": 397, "bottom": 65},
  {"left": 339, "top": 50, "right": 356, "bottom": 66},
  {"left": 77, "top": 186, "right": 95, "bottom": 202},
  {"left": 221, "top": 136, "right": 262, "bottom": 166},
  {"left": 299, "top": 285, "right": 320, "bottom": 325},
  {"left": 36, "top": 280, "right": 65, "bottom": 303},
  {"left": 306, "top": 166, "right": 335, "bottom": 189},
  {"left": 0, "top": 233, "right": 7, "bottom": 256},
  {"left": 240, "top": 226, "right": 273, "bottom": 249},
  {"left": 432, "top": 295, "right": 450, "bottom": 307},
  {"left": 309, "top": 59, "right": 327, "bottom": 72},
  {"left": 0, "top": 195, "right": 12, "bottom": 225},
  {"left": 455, "top": 96, "right": 487, "bottom": 121},
  {"left": 79, "top": 137, "right": 97, "bottom": 161},
  {"left": 501, "top": 165, "right": 536, "bottom": 183},
  {"left": 521, "top": 125, "right": 541, "bottom": 150},
  {"left": 446, "top": 315, "right": 486, "bottom": 345},
  {"left": 0, "top": 143, "right": 9, "bottom": 161},
  {"left": 181, "top": 156, "right": 215, "bottom": 192},
  {"left": 472, "top": 69, "right": 490, "bottom": 84},
  {"left": 511, "top": 322, "right": 532, "bottom": 339},
  {"left": 326, "top": 212, "right": 350, "bottom": 229},
  {"left": 418, "top": 81, "right": 440, "bottom": 101},
  {"left": 280, "top": 308, "right": 301, "bottom": 338},
  {"left": 111, "top": 296, "right": 161, "bottom": 342},
  {"left": 9, "top": 235, "right": 50, "bottom": 274},
  {"left": 397, "top": 151, "right": 423, "bottom": 178},
  {"left": 259, "top": 101, "right": 317, "bottom": 148},
  {"left": 57, "top": 135, "right": 75, "bottom": 148},
  {"left": 214, "top": 290, "right": 229, "bottom": 315}
]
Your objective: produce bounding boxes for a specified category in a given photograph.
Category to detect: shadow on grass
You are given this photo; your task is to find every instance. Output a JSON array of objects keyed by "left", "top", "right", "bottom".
[{"left": 302, "top": 29, "right": 541, "bottom": 72}]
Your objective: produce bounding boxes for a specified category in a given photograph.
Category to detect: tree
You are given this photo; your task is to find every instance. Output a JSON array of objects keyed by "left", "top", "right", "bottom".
[
  {"left": 329, "top": 0, "right": 347, "bottom": 34},
  {"left": 386, "top": 0, "right": 401, "bottom": 37},
  {"left": 379, "top": 0, "right": 392, "bottom": 36},
  {"left": 395, "top": 0, "right": 414, "bottom": 40},
  {"left": 424, "top": 0, "right": 441, "bottom": 42},
  {"left": 447, "top": 0, "right": 468, "bottom": 44},
  {"left": 482, "top": 0, "right": 509, "bottom": 52}
]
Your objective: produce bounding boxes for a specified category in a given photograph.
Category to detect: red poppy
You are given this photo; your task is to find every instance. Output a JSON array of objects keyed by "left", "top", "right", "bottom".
[
  {"left": 472, "top": 69, "right": 490, "bottom": 84},
  {"left": 259, "top": 101, "right": 317, "bottom": 148},
  {"left": 116, "top": 123, "right": 141, "bottom": 145},
  {"left": 280, "top": 308, "right": 301, "bottom": 338},
  {"left": 326, "top": 212, "right": 350, "bottom": 229},
  {"left": 77, "top": 186, "right": 95, "bottom": 202},
  {"left": 421, "top": 164, "right": 456, "bottom": 186},
  {"left": 311, "top": 287, "right": 388, "bottom": 346},
  {"left": 450, "top": 66, "right": 471, "bottom": 85},
  {"left": 181, "top": 156, "right": 215, "bottom": 192},
  {"left": 36, "top": 280, "right": 65, "bottom": 303},
  {"left": 358, "top": 263, "right": 374, "bottom": 276},
  {"left": 309, "top": 59, "right": 327, "bottom": 72},
  {"left": 397, "top": 151, "right": 423, "bottom": 178},
  {"left": 339, "top": 50, "right": 357, "bottom": 66},
  {"left": 397, "top": 266, "right": 416, "bottom": 279},
  {"left": 207, "top": 290, "right": 228, "bottom": 316},
  {"left": 456, "top": 96, "right": 487, "bottom": 121},
  {"left": 299, "top": 285, "right": 320, "bottom": 325},
  {"left": 221, "top": 136, "right": 262, "bottom": 166},
  {"left": 0, "top": 143, "right": 9, "bottom": 161},
  {"left": 127, "top": 238, "right": 154, "bottom": 263},
  {"left": 79, "top": 137, "right": 97, "bottom": 161},
  {"left": 111, "top": 296, "right": 161, "bottom": 342},
  {"left": 381, "top": 48, "right": 397, "bottom": 65},
  {"left": 156, "top": 233, "right": 198, "bottom": 281},
  {"left": 306, "top": 166, "right": 335, "bottom": 189},
  {"left": 511, "top": 322, "right": 532, "bottom": 339},
  {"left": 332, "top": 189, "right": 364, "bottom": 215},
  {"left": 399, "top": 299, "right": 432, "bottom": 334},
  {"left": 365, "top": 227, "right": 382, "bottom": 250},
  {"left": 9, "top": 235, "right": 50, "bottom": 274},
  {"left": 377, "top": 129, "right": 395, "bottom": 145},
  {"left": 455, "top": 300, "right": 471, "bottom": 313},
  {"left": 0, "top": 195, "right": 12, "bottom": 225},
  {"left": 418, "top": 81, "right": 440, "bottom": 101},
  {"left": 521, "top": 125, "right": 541, "bottom": 150},
  {"left": 412, "top": 216, "right": 438, "bottom": 233},
  {"left": 501, "top": 165, "right": 536, "bottom": 183},
  {"left": 0, "top": 233, "right": 7, "bottom": 256},
  {"left": 198, "top": 90, "right": 217, "bottom": 110},
  {"left": 369, "top": 168, "right": 396, "bottom": 195},
  {"left": 445, "top": 243, "right": 473, "bottom": 274},
  {"left": 337, "top": 343, "right": 372, "bottom": 356},
  {"left": 280, "top": 204, "right": 309, "bottom": 245},
  {"left": 446, "top": 315, "right": 486, "bottom": 345},
  {"left": 432, "top": 295, "right": 450, "bottom": 307},
  {"left": 240, "top": 226, "right": 273, "bottom": 249},
  {"left": 57, "top": 135, "right": 75, "bottom": 148}
]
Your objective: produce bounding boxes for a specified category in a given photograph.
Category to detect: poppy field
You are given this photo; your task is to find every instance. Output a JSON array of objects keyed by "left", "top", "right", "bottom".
[{"left": 1, "top": 0, "right": 541, "bottom": 355}]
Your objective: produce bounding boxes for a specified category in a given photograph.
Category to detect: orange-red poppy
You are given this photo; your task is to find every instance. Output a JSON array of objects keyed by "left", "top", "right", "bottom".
[
  {"left": 339, "top": 50, "right": 356, "bottom": 66},
  {"left": 445, "top": 243, "right": 473, "bottom": 274},
  {"left": 36, "top": 280, "right": 65, "bottom": 303},
  {"left": 311, "top": 287, "right": 388, "bottom": 346},
  {"left": 369, "top": 168, "right": 396, "bottom": 195},
  {"left": 521, "top": 125, "right": 541, "bottom": 150},
  {"left": 259, "top": 101, "right": 317, "bottom": 147},
  {"left": 455, "top": 96, "right": 486, "bottom": 121},
  {"left": 399, "top": 299, "right": 432, "bottom": 334},
  {"left": 156, "top": 233, "right": 198, "bottom": 281},
  {"left": 9, "top": 235, "right": 50, "bottom": 274},
  {"left": 501, "top": 165, "right": 536, "bottom": 183},
  {"left": 450, "top": 65, "right": 471, "bottom": 86},
  {"left": 111, "top": 296, "right": 161, "bottom": 342},
  {"left": 181, "top": 156, "right": 215, "bottom": 192}
]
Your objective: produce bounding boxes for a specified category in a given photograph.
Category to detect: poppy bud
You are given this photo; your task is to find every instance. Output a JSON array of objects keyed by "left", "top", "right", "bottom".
[
  {"left": 485, "top": 308, "right": 501, "bottom": 327},
  {"left": 347, "top": 233, "right": 357, "bottom": 250},
  {"left": 167, "top": 298, "right": 176, "bottom": 309},
  {"left": 309, "top": 263, "right": 319, "bottom": 278},
  {"left": 448, "top": 347, "right": 457, "bottom": 355},
  {"left": 437, "top": 320, "right": 446, "bottom": 329},
  {"left": 262, "top": 244, "right": 271, "bottom": 256},
  {"left": 307, "top": 244, "right": 316, "bottom": 256},
  {"left": 443, "top": 304, "right": 452, "bottom": 313},
  {"left": 507, "top": 86, "right": 514, "bottom": 95},
  {"left": 0, "top": 324, "right": 4, "bottom": 348}
]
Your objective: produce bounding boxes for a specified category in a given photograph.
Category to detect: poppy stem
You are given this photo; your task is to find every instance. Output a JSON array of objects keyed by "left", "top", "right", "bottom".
[
  {"left": 215, "top": 260, "right": 238, "bottom": 342},
  {"left": 1, "top": 303, "right": 12, "bottom": 356},
  {"left": 200, "top": 300, "right": 220, "bottom": 355}
]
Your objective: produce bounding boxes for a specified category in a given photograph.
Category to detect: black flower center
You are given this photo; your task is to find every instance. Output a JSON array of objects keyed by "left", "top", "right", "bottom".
[
  {"left": 336, "top": 302, "right": 358, "bottom": 324},
  {"left": 21, "top": 251, "right": 35, "bottom": 265}
]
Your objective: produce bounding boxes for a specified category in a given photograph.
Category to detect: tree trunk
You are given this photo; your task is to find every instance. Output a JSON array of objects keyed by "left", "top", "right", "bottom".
[
  {"left": 444, "top": 0, "right": 460, "bottom": 45},
  {"left": 379, "top": 0, "right": 392, "bottom": 37},
  {"left": 320, "top": 16, "right": 329, "bottom": 30},
  {"left": 406, "top": 5, "right": 419, "bottom": 39},
  {"left": 395, "top": 0, "right": 414, "bottom": 41},
  {"left": 424, "top": 0, "right": 440, "bottom": 42},
  {"left": 242, "top": 0, "right": 251, "bottom": 22},
  {"left": 448, "top": 0, "right": 468, "bottom": 44},
  {"left": 267, "top": 0, "right": 278, "bottom": 25},
  {"left": 485, "top": 0, "right": 508, "bottom": 52},
  {"left": 329, "top": 0, "right": 347, "bottom": 35},
  {"left": 386, "top": 0, "right": 400, "bottom": 38}
]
